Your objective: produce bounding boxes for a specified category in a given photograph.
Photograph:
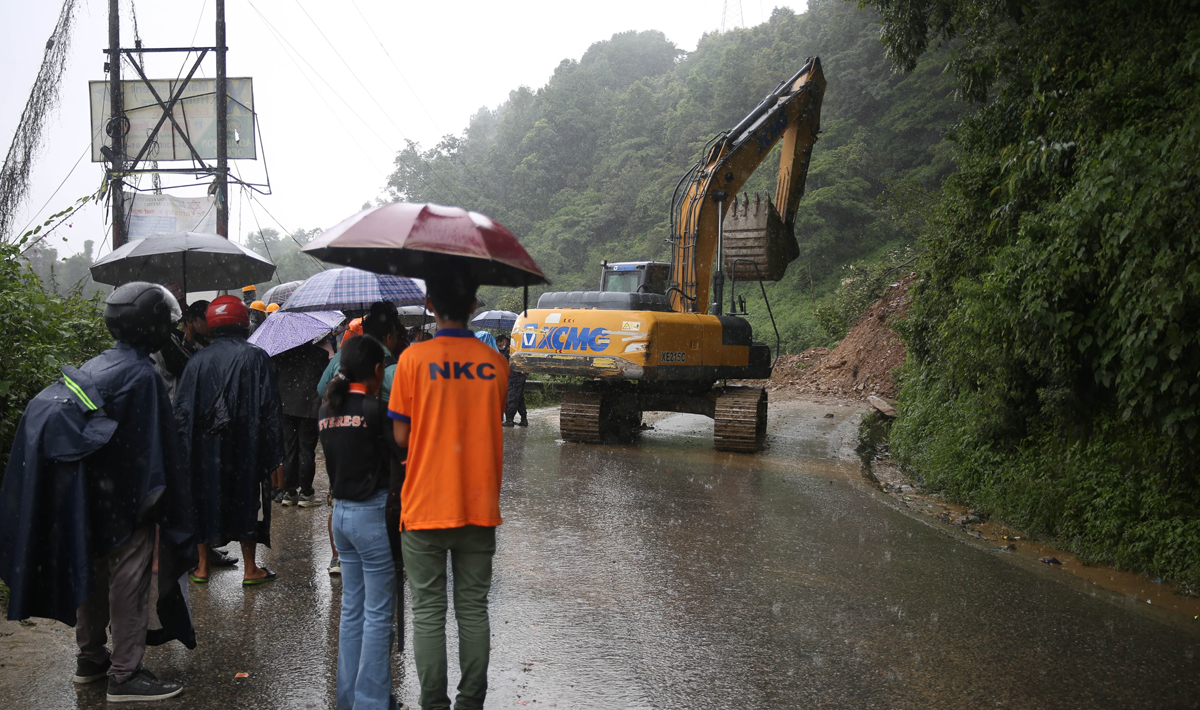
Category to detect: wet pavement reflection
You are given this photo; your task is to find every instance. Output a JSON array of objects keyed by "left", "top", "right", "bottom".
[{"left": 3, "top": 401, "right": 1198, "bottom": 708}]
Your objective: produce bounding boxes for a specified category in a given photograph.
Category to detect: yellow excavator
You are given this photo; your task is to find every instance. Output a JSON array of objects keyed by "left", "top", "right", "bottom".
[{"left": 510, "top": 58, "right": 826, "bottom": 452}]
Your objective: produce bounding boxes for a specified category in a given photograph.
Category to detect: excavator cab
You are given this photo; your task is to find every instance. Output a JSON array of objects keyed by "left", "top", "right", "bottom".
[{"left": 600, "top": 261, "right": 671, "bottom": 295}]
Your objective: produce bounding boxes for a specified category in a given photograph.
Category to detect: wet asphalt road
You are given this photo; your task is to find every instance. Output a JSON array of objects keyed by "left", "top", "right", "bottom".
[{"left": 2, "top": 400, "right": 1199, "bottom": 709}]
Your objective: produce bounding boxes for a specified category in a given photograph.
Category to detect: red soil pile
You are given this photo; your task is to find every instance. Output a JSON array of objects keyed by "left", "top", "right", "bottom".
[{"left": 759, "top": 275, "right": 913, "bottom": 401}]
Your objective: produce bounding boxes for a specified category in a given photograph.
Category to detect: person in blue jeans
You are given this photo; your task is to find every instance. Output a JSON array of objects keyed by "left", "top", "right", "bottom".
[{"left": 318, "top": 335, "right": 407, "bottom": 710}]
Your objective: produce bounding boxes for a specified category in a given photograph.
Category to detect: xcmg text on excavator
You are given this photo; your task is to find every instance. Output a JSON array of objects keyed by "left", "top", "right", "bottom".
[{"left": 511, "top": 58, "right": 826, "bottom": 452}]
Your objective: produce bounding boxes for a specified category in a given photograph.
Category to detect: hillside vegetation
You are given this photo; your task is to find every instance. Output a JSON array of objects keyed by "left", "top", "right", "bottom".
[
  {"left": 869, "top": 0, "right": 1200, "bottom": 587},
  {"left": 385, "top": 1, "right": 960, "bottom": 351}
]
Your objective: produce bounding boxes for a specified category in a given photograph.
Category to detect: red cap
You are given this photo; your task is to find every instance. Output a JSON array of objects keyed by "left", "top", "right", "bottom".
[{"left": 207, "top": 295, "right": 250, "bottom": 328}]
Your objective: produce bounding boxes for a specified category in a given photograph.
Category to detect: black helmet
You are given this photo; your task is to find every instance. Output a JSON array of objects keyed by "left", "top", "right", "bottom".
[{"left": 104, "top": 282, "right": 182, "bottom": 349}]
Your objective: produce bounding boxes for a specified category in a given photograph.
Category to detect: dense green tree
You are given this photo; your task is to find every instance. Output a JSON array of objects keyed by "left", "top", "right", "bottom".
[
  {"left": 867, "top": 0, "right": 1200, "bottom": 586},
  {"left": 385, "top": 4, "right": 961, "bottom": 345}
]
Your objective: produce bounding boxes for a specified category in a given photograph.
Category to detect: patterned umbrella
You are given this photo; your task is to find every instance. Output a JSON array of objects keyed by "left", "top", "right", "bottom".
[
  {"left": 262, "top": 280, "right": 303, "bottom": 308},
  {"left": 471, "top": 310, "right": 518, "bottom": 330},
  {"left": 247, "top": 310, "right": 344, "bottom": 357},
  {"left": 280, "top": 267, "right": 426, "bottom": 312}
]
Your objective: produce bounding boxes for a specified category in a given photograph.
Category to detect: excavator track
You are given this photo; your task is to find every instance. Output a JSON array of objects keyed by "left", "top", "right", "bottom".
[
  {"left": 561, "top": 390, "right": 642, "bottom": 443},
  {"left": 560, "top": 392, "right": 604, "bottom": 443},
  {"left": 713, "top": 386, "right": 768, "bottom": 453}
]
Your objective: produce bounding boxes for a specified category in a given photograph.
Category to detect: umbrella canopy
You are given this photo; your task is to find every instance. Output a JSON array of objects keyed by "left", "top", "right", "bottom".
[
  {"left": 281, "top": 267, "right": 426, "bottom": 313},
  {"left": 248, "top": 310, "right": 344, "bottom": 357},
  {"left": 397, "top": 305, "right": 435, "bottom": 327},
  {"left": 471, "top": 310, "right": 518, "bottom": 330},
  {"left": 262, "top": 280, "right": 304, "bottom": 308},
  {"left": 301, "top": 202, "right": 549, "bottom": 287},
  {"left": 90, "top": 232, "right": 275, "bottom": 293}
]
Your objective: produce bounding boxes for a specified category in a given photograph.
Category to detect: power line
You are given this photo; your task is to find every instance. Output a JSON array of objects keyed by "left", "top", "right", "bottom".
[
  {"left": 290, "top": 0, "right": 467, "bottom": 205},
  {"left": 244, "top": 1, "right": 400, "bottom": 176},
  {"left": 346, "top": 0, "right": 492, "bottom": 199}
]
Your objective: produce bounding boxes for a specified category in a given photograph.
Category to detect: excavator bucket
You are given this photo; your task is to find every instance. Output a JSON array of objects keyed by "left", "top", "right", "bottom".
[{"left": 722, "top": 192, "right": 800, "bottom": 281}]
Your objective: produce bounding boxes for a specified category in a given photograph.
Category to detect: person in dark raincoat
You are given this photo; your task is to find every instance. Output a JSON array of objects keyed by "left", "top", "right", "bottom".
[
  {"left": 0, "top": 282, "right": 195, "bottom": 702},
  {"left": 174, "top": 295, "right": 285, "bottom": 585},
  {"left": 498, "top": 335, "right": 528, "bottom": 427}
]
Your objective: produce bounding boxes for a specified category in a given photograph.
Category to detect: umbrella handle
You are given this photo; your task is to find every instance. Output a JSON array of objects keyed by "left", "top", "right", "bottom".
[{"left": 523, "top": 283, "right": 528, "bottom": 317}]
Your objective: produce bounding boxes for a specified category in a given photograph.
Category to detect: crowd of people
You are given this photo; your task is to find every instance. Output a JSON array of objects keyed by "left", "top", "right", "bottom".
[{"left": 0, "top": 274, "right": 517, "bottom": 709}]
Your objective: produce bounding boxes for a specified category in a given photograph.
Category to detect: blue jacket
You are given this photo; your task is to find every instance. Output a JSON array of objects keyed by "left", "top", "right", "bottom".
[{"left": 0, "top": 345, "right": 197, "bottom": 648}]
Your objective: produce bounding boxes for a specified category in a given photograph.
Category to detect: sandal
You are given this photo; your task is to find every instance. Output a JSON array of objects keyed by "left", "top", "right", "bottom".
[
  {"left": 188, "top": 570, "right": 208, "bottom": 584},
  {"left": 242, "top": 568, "right": 278, "bottom": 586}
]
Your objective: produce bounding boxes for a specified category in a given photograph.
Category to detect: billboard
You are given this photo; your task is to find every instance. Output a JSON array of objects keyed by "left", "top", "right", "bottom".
[
  {"left": 89, "top": 78, "right": 256, "bottom": 163},
  {"left": 124, "top": 192, "right": 217, "bottom": 238}
]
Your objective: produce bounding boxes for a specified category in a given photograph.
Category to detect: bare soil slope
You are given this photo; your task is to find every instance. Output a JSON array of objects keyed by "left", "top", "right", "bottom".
[{"left": 753, "top": 276, "right": 913, "bottom": 401}]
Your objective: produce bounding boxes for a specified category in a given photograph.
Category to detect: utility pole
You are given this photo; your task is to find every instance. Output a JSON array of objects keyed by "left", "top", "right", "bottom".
[
  {"left": 215, "top": 0, "right": 228, "bottom": 238},
  {"left": 108, "top": 0, "right": 125, "bottom": 249}
]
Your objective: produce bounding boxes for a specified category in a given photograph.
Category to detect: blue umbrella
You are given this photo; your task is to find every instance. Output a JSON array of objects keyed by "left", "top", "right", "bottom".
[
  {"left": 248, "top": 310, "right": 344, "bottom": 356},
  {"left": 280, "top": 267, "right": 426, "bottom": 312},
  {"left": 471, "top": 310, "right": 518, "bottom": 330}
]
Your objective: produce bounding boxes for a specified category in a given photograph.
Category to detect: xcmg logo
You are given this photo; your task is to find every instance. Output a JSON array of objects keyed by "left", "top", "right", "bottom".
[{"left": 525, "top": 326, "right": 609, "bottom": 352}]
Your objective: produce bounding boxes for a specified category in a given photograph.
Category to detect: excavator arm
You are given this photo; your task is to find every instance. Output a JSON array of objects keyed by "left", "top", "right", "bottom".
[{"left": 669, "top": 57, "right": 826, "bottom": 314}]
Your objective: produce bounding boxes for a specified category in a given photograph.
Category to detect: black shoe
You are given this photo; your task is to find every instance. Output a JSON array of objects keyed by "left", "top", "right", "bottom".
[
  {"left": 281, "top": 491, "right": 299, "bottom": 507},
  {"left": 74, "top": 657, "right": 111, "bottom": 684},
  {"left": 272, "top": 488, "right": 285, "bottom": 504},
  {"left": 106, "top": 668, "right": 183, "bottom": 703},
  {"left": 208, "top": 547, "right": 238, "bottom": 567},
  {"left": 516, "top": 418, "right": 529, "bottom": 427},
  {"left": 502, "top": 420, "right": 515, "bottom": 427}
]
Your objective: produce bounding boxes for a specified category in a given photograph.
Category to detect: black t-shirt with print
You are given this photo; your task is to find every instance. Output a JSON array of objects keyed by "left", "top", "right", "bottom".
[{"left": 318, "top": 393, "right": 391, "bottom": 501}]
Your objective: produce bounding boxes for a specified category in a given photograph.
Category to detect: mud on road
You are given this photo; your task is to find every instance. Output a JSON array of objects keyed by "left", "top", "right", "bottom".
[{"left": 1, "top": 400, "right": 1198, "bottom": 709}]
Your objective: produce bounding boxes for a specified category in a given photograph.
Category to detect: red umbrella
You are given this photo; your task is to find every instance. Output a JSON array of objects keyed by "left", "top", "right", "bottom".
[{"left": 301, "top": 202, "right": 549, "bottom": 287}]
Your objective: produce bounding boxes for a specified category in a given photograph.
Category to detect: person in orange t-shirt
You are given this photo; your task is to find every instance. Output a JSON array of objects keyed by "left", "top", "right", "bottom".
[{"left": 388, "top": 274, "right": 507, "bottom": 710}]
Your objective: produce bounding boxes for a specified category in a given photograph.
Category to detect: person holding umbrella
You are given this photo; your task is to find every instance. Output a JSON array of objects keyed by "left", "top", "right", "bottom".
[
  {"left": 175, "top": 296, "right": 285, "bottom": 585},
  {"left": 388, "top": 275, "right": 508, "bottom": 710}
]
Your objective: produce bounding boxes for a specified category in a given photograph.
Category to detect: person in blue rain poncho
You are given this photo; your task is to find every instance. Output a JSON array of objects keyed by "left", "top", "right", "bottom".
[{"left": 0, "top": 282, "right": 196, "bottom": 702}]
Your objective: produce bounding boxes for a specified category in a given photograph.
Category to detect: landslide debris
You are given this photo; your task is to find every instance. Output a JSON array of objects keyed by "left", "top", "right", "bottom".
[{"left": 759, "top": 275, "right": 913, "bottom": 401}]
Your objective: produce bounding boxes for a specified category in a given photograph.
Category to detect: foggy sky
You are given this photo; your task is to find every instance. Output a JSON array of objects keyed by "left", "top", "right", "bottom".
[{"left": 1, "top": 0, "right": 808, "bottom": 259}]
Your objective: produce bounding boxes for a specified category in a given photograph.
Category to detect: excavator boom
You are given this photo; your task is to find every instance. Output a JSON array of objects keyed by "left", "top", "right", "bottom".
[{"left": 669, "top": 57, "right": 826, "bottom": 313}]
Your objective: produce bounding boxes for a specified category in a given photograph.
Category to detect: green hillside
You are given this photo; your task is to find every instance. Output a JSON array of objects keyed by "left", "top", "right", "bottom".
[{"left": 385, "top": 1, "right": 961, "bottom": 351}]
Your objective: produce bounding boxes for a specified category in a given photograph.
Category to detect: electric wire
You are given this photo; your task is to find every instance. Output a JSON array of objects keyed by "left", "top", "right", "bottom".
[
  {"left": 346, "top": 0, "right": 492, "bottom": 199},
  {"left": 290, "top": 0, "right": 467, "bottom": 204},
  {"left": 244, "top": 1, "right": 396, "bottom": 179}
]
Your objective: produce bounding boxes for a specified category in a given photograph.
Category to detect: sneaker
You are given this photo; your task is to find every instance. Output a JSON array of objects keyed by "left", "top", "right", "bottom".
[
  {"left": 516, "top": 418, "right": 529, "bottom": 427},
  {"left": 502, "top": 420, "right": 515, "bottom": 428},
  {"left": 281, "top": 491, "right": 298, "bottom": 507},
  {"left": 297, "top": 492, "right": 322, "bottom": 508},
  {"left": 272, "top": 488, "right": 285, "bottom": 504},
  {"left": 74, "top": 657, "right": 111, "bottom": 684},
  {"left": 328, "top": 557, "right": 341, "bottom": 575},
  {"left": 106, "top": 668, "right": 183, "bottom": 703}
]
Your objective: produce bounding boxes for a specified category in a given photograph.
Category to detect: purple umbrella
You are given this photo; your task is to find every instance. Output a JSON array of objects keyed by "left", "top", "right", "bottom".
[
  {"left": 280, "top": 267, "right": 426, "bottom": 313},
  {"left": 248, "top": 310, "right": 344, "bottom": 357}
]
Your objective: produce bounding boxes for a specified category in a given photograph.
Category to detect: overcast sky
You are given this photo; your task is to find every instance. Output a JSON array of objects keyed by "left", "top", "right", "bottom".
[{"left": 1, "top": 0, "right": 809, "bottom": 259}]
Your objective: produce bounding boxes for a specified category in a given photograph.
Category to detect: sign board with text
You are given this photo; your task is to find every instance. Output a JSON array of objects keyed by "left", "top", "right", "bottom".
[{"left": 125, "top": 192, "right": 217, "bottom": 238}]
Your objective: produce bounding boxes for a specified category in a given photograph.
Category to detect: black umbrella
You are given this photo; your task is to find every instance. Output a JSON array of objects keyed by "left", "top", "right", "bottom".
[{"left": 90, "top": 232, "right": 275, "bottom": 294}]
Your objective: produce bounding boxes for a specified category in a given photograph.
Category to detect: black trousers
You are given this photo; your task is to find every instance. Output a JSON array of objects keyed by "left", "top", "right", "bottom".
[{"left": 282, "top": 414, "right": 319, "bottom": 495}]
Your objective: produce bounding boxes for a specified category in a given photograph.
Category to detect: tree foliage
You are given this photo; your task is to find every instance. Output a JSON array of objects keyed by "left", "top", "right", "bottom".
[
  {"left": 870, "top": 0, "right": 1200, "bottom": 586},
  {"left": 0, "top": 243, "right": 111, "bottom": 466},
  {"left": 385, "top": 3, "right": 961, "bottom": 350}
]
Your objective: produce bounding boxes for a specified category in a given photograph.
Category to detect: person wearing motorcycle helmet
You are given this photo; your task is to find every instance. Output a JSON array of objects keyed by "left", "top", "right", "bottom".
[
  {"left": 0, "top": 281, "right": 196, "bottom": 701},
  {"left": 174, "top": 295, "right": 285, "bottom": 586},
  {"left": 103, "top": 281, "right": 182, "bottom": 352}
]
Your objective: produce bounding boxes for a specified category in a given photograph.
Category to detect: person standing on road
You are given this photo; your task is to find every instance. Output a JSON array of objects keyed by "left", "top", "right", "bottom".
[
  {"left": 175, "top": 296, "right": 285, "bottom": 586},
  {"left": 389, "top": 275, "right": 507, "bottom": 710},
  {"left": 320, "top": 335, "right": 408, "bottom": 710},
  {"left": 317, "top": 303, "right": 405, "bottom": 403},
  {"left": 496, "top": 334, "right": 529, "bottom": 428},
  {"left": 274, "top": 340, "right": 329, "bottom": 508},
  {"left": 0, "top": 282, "right": 195, "bottom": 702}
]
